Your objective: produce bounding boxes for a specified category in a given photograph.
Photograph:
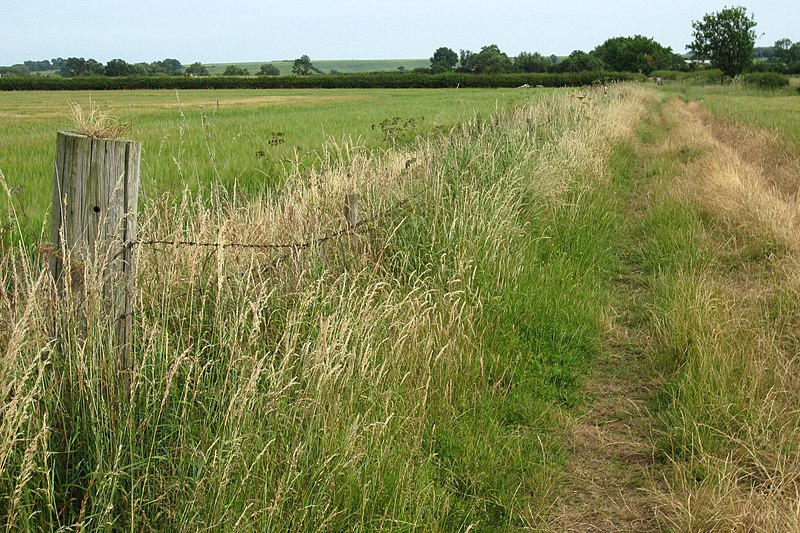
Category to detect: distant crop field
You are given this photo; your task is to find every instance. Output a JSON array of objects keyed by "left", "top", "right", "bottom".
[
  {"left": 203, "top": 59, "right": 432, "bottom": 75},
  {"left": 0, "top": 87, "right": 548, "bottom": 239}
]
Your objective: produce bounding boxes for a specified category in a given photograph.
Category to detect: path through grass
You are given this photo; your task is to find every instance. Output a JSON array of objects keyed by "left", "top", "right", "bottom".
[{"left": 553, "top": 88, "right": 800, "bottom": 531}]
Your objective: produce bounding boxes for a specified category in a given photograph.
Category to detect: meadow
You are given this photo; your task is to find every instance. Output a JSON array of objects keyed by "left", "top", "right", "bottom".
[
  {"left": 0, "top": 87, "right": 541, "bottom": 241},
  {"left": 2, "top": 81, "right": 800, "bottom": 530},
  {"left": 2, "top": 82, "right": 651, "bottom": 530},
  {"left": 663, "top": 83, "right": 800, "bottom": 141}
]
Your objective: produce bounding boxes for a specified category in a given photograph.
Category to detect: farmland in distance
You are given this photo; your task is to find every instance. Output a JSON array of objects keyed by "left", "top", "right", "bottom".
[{"left": 0, "top": 87, "right": 547, "bottom": 239}]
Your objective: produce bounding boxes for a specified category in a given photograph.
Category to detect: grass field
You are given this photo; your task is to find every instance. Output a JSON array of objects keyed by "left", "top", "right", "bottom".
[
  {"left": 1, "top": 84, "right": 649, "bottom": 530},
  {"left": 0, "top": 87, "right": 542, "bottom": 241},
  {"left": 663, "top": 83, "right": 800, "bottom": 142},
  {"left": 3, "top": 82, "right": 800, "bottom": 530}
]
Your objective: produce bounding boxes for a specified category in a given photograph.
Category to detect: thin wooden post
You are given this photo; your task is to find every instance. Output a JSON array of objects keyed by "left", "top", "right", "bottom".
[
  {"left": 51, "top": 130, "right": 141, "bottom": 383},
  {"left": 344, "top": 193, "right": 359, "bottom": 228}
]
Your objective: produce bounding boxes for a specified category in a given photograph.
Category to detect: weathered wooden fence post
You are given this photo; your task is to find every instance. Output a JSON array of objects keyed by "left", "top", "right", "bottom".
[
  {"left": 50, "top": 131, "right": 141, "bottom": 382},
  {"left": 344, "top": 193, "right": 359, "bottom": 228}
]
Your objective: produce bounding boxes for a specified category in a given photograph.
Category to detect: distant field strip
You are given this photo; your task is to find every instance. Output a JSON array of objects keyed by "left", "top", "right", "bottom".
[{"left": 203, "top": 59, "right": 432, "bottom": 75}]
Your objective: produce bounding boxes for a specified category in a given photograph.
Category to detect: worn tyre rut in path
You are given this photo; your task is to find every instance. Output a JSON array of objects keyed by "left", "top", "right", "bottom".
[
  {"left": 550, "top": 93, "right": 719, "bottom": 531},
  {"left": 549, "top": 103, "right": 671, "bottom": 531}
]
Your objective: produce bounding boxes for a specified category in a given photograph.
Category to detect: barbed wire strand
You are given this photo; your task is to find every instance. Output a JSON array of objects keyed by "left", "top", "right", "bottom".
[{"left": 127, "top": 183, "right": 433, "bottom": 253}]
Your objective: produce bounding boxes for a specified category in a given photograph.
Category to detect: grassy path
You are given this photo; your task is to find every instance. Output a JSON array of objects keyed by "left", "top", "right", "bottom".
[
  {"left": 551, "top": 109, "right": 670, "bottom": 530},
  {"left": 554, "top": 89, "right": 800, "bottom": 530}
]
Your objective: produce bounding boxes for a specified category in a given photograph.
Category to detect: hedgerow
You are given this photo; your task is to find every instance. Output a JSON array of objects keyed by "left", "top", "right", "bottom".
[{"left": 0, "top": 71, "right": 644, "bottom": 91}]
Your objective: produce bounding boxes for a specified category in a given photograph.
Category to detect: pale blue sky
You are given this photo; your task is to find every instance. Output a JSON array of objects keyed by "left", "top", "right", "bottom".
[{"left": 1, "top": 1, "right": 796, "bottom": 65}]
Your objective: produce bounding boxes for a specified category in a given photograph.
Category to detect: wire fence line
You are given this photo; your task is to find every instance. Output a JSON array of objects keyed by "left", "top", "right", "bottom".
[{"left": 123, "top": 184, "right": 432, "bottom": 255}]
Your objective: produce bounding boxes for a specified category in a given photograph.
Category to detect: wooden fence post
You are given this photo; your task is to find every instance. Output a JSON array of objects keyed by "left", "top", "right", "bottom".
[
  {"left": 344, "top": 193, "right": 359, "bottom": 228},
  {"left": 50, "top": 131, "right": 141, "bottom": 382}
]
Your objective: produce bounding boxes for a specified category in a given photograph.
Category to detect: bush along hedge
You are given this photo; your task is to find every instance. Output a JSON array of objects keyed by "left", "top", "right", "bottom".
[
  {"left": 739, "top": 72, "right": 791, "bottom": 90},
  {"left": 0, "top": 71, "right": 646, "bottom": 91}
]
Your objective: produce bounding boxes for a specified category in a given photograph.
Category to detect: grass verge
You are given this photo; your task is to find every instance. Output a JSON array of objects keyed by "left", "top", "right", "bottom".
[
  {"left": 639, "top": 94, "right": 800, "bottom": 531},
  {"left": 1, "top": 86, "right": 650, "bottom": 530}
]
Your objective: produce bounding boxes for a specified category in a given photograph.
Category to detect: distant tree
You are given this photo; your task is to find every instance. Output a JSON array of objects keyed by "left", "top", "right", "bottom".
[
  {"left": 593, "top": 35, "right": 674, "bottom": 74},
  {"left": 558, "top": 50, "right": 605, "bottom": 72},
  {"left": 478, "top": 44, "right": 513, "bottom": 73},
  {"left": 104, "top": 58, "right": 137, "bottom": 77},
  {"left": 549, "top": 54, "right": 559, "bottom": 65},
  {"left": 457, "top": 49, "right": 476, "bottom": 72},
  {"left": 23, "top": 59, "right": 52, "bottom": 71},
  {"left": 514, "top": 51, "right": 550, "bottom": 73},
  {"left": 755, "top": 45, "right": 776, "bottom": 60},
  {"left": 6, "top": 64, "right": 31, "bottom": 76},
  {"left": 258, "top": 63, "right": 281, "bottom": 76},
  {"left": 292, "top": 55, "right": 313, "bottom": 75},
  {"left": 133, "top": 63, "right": 155, "bottom": 76},
  {"left": 430, "top": 47, "right": 459, "bottom": 73},
  {"left": 51, "top": 57, "right": 67, "bottom": 71},
  {"left": 185, "top": 62, "right": 210, "bottom": 76},
  {"left": 396, "top": 66, "right": 405, "bottom": 72},
  {"left": 460, "top": 44, "right": 513, "bottom": 74},
  {"left": 689, "top": 6, "right": 757, "bottom": 77},
  {"left": 772, "top": 38, "right": 800, "bottom": 65},
  {"left": 223, "top": 65, "right": 250, "bottom": 76},
  {"left": 60, "top": 57, "right": 104, "bottom": 77},
  {"left": 85, "top": 59, "right": 103, "bottom": 75},
  {"left": 151, "top": 58, "right": 183, "bottom": 75}
]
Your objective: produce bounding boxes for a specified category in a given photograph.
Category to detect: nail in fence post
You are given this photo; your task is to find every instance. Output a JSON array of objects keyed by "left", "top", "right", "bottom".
[
  {"left": 344, "top": 193, "right": 359, "bottom": 228},
  {"left": 51, "top": 130, "right": 141, "bottom": 389}
]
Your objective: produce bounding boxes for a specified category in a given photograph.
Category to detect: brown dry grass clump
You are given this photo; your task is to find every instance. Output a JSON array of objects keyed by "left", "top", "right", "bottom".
[
  {"left": 651, "top": 97, "right": 800, "bottom": 532},
  {"left": 67, "top": 98, "right": 132, "bottom": 139}
]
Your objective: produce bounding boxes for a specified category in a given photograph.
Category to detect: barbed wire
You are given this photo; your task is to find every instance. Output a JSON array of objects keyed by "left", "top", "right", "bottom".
[{"left": 125, "top": 183, "right": 432, "bottom": 254}]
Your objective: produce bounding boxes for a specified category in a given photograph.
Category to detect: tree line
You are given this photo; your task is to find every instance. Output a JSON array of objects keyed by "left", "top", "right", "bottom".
[{"left": 2, "top": 8, "right": 798, "bottom": 79}]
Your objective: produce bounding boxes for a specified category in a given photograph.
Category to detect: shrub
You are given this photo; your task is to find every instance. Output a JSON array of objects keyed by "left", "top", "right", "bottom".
[
  {"left": 740, "top": 72, "right": 791, "bottom": 90},
  {"left": 681, "top": 69, "right": 725, "bottom": 85}
]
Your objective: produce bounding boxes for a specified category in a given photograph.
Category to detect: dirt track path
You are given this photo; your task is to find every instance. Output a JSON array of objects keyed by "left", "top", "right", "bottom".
[
  {"left": 551, "top": 271, "right": 661, "bottom": 532},
  {"left": 550, "top": 102, "right": 671, "bottom": 532}
]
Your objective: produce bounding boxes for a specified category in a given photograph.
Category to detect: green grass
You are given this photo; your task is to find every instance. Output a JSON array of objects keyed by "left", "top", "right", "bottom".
[
  {"left": 0, "top": 86, "right": 648, "bottom": 530},
  {"left": 203, "top": 59, "right": 432, "bottom": 75},
  {"left": 0, "top": 87, "right": 544, "bottom": 242},
  {"left": 662, "top": 84, "right": 800, "bottom": 142},
  {"left": 630, "top": 88, "right": 800, "bottom": 529}
]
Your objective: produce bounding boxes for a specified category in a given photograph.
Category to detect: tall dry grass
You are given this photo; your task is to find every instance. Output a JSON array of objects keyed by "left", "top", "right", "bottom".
[
  {"left": 650, "top": 98, "right": 800, "bottom": 531},
  {"left": 0, "top": 85, "right": 650, "bottom": 530}
]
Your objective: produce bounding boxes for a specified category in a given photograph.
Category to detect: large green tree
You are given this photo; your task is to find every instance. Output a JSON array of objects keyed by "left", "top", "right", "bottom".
[
  {"left": 460, "top": 44, "right": 513, "bottom": 74},
  {"left": 258, "top": 63, "right": 281, "bottom": 76},
  {"left": 688, "top": 6, "right": 757, "bottom": 77},
  {"left": 223, "top": 65, "right": 250, "bottom": 76},
  {"left": 430, "top": 47, "right": 458, "bottom": 73},
  {"left": 772, "top": 38, "right": 800, "bottom": 66},
  {"left": 514, "top": 51, "right": 550, "bottom": 73},
  {"left": 104, "top": 58, "right": 136, "bottom": 77},
  {"left": 152, "top": 58, "right": 184, "bottom": 75},
  {"left": 557, "top": 50, "right": 605, "bottom": 72},
  {"left": 593, "top": 35, "right": 675, "bottom": 74},
  {"left": 185, "top": 62, "right": 209, "bottom": 76},
  {"left": 292, "top": 55, "right": 314, "bottom": 75},
  {"left": 60, "top": 57, "right": 104, "bottom": 77}
]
